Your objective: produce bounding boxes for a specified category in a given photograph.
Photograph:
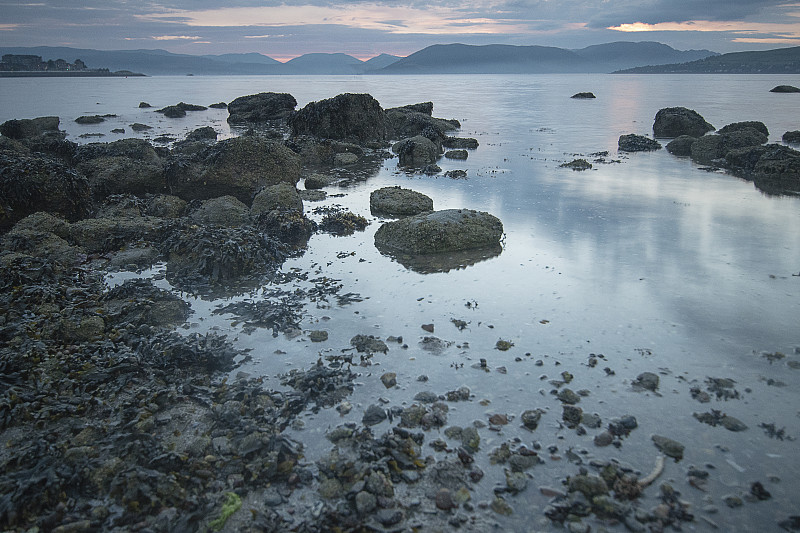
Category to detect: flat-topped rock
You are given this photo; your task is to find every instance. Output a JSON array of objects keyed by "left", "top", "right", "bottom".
[
  {"left": 370, "top": 186, "right": 433, "bottom": 217},
  {"left": 374, "top": 209, "right": 503, "bottom": 255}
]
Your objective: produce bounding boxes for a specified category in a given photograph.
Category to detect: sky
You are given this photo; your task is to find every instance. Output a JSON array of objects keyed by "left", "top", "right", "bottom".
[{"left": 2, "top": 0, "right": 800, "bottom": 60}]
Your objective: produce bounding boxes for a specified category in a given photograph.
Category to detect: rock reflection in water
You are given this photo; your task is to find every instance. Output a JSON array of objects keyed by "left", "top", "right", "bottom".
[{"left": 375, "top": 243, "right": 503, "bottom": 274}]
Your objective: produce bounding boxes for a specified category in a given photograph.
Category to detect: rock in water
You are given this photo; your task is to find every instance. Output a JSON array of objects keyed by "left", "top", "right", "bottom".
[
  {"left": 374, "top": 209, "right": 503, "bottom": 255},
  {"left": 618, "top": 134, "right": 662, "bottom": 152},
  {"left": 370, "top": 186, "right": 433, "bottom": 217},
  {"left": 227, "top": 92, "right": 297, "bottom": 123},
  {"left": 653, "top": 107, "right": 714, "bottom": 138}
]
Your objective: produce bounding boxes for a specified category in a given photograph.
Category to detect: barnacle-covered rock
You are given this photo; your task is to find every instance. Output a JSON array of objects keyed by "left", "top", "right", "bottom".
[{"left": 289, "top": 93, "right": 387, "bottom": 144}]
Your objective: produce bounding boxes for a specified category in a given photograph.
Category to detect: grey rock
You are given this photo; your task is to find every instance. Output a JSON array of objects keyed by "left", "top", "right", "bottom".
[
  {"left": 370, "top": 186, "right": 433, "bottom": 217},
  {"left": 445, "top": 150, "right": 468, "bottom": 160},
  {"left": 362, "top": 405, "right": 387, "bottom": 426},
  {"left": 652, "top": 434, "right": 685, "bottom": 460},
  {"left": 633, "top": 372, "right": 659, "bottom": 392},
  {"left": 190, "top": 195, "right": 251, "bottom": 227},
  {"left": 251, "top": 182, "right": 303, "bottom": 217}
]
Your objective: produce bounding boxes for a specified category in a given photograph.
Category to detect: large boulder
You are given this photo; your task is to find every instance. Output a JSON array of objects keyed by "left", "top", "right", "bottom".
[
  {"left": 165, "top": 136, "right": 301, "bottom": 204},
  {"left": 227, "top": 92, "right": 297, "bottom": 124},
  {"left": 393, "top": 135, "right": 440, "bottom": 167},
  {"left": 690, "top": 129, "right": 768, "bottom": 165},
  {"left": 374, "top": 209, "right": 503, "bottom": 255},
  {"left": 618, "top": 134, "right": 661, "bottom": 152},
  {"left": 653, "top": 107, "right": 714, "bottom": 138},
  {"left": 770, "top": 85, "right": 800, "bottom": 93},
  {"left": 370, "top": 186, "right": 433, "bottom": 217},
  {"left": 0, "top": 116, "right": 61, "bottom": 140},
  {"left": 0, "top": 152, "right": 92, "bottom": 232},
  {"left": 288, "top": 93, "right": 387, "bottom": 144}
]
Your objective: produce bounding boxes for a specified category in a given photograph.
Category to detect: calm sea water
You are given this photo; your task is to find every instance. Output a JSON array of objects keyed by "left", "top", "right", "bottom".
[{"left": 3, "top": 74, "right": 799, "bottom": 530}]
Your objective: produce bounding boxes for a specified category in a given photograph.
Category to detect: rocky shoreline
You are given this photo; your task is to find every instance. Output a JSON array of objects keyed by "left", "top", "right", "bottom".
[{"left": 1, "top": 92, "right": 799, "bottom": 532}]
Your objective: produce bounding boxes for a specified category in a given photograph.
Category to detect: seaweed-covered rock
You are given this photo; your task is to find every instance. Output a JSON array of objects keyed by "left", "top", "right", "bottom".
[
  {"left": 385, "top": 104, "right": 460, "bottom": 141},
  {"left": 1, "top": 216, "right": 85, "bottom": 267},
  {"left": 227, "top": 92, "right": 297, "bottom": 123},
  {"left": 618, "top": 134, "right": 662, "bottom": 152},
  {"left": 374, "top": 209, "right": 503, "bottom": 255},
  {"left": 165, "top": 136, "right": 301, "bottom": 204},
  {"left": 190, "top": 195, "right": 251, "bottom": 227},
  {"left": 0, "top": 152, "right": 92, "bottom": 232},
  {"left": 770, "top": 85, "right": 800, "bottom": 93},
  {"left": 666, "top": 135, "right": 697, "bottom": 156},
  {"left": 69, "top": 215, "right": 164, "bottom": 253},
  {"left": 145, "top": 194, "right": 186, "bottom": 218},
  {"left": 393, "top": 135, "right": 440, "bottom": 167},
  {"left": 653, "top": 107, "right": 714, "bottom": 138},
  {"left": 161, "top": 224, "right": 287, "bottom": 290},
  {"left": 156, "top": 102, "right": 207, "bottom": 118},
  {"left": 690, "top": 129, "right": 768, "bottom": 165},
  {"left": 717, "top": 121, "right": 769, "bottom": 137},
  {"left": 443, "top": 137, "right": 479, "bottom": 149},
  {"left": 783, "top": 131, "right": 800, "bottom": 144},
  {"left": 78, "top": 153, "right": 166, "bottom": 198},
  {"left": 0, "top": 116, "right": 61, "bottom": 139},
  {"left": 185, "top": 126, "right": 218, "bottom": 142},
  {"left": 370, "top": 186, "right": 433, "bottom": 217},
  {"left": 728, "top": 144, "right": 800, "bottom": 195},
  {"left": 289, "top": 93, "right": 387, "bottom": 143}
]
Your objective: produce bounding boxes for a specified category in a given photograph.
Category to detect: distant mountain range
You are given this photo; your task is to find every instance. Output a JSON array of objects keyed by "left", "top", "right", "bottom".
[
  {"left": 616, "top": 45, "right": 800, "bottom": 73},
  {"left": 0, "top": 41, "right": 742, "bottom": 76}
]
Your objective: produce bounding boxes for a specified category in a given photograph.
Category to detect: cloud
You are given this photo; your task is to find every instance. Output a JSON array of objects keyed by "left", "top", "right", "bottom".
[
  {"left": 151, "top": 35, "right": 204, "bottom": 40},
  {"left": 135, "top": 3, "right": 530, "bottom": 35}
]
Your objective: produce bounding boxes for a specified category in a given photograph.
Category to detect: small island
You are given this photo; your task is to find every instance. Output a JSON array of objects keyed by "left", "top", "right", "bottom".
[{"left": 0, "top": 54, "right": 144, "bottom": 77}]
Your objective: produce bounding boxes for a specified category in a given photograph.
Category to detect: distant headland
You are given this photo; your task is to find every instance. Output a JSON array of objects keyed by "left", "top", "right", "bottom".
[{"left": 0, "top": 53, "right": 144, "bottom": 77}]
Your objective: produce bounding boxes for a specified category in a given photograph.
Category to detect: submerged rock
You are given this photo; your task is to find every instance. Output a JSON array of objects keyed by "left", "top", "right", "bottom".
[
  {"left": 653, "top": 107, "right": 714, "bottom": 138},
  {"left": 375, "top": 209, "right": 503, "bottom": 255},
  {"left": 618, "top": 134, "right": 662, "bottom": 152}
]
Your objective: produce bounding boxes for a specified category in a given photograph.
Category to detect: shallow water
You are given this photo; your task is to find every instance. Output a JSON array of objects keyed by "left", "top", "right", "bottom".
[{"left": 5, "top": 73, "right": 800, "bottom": 530}]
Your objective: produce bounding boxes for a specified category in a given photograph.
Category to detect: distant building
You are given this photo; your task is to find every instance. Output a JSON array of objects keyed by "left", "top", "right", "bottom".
[{"left": 0, "top": 54, "right": 91, "bottom": 72}]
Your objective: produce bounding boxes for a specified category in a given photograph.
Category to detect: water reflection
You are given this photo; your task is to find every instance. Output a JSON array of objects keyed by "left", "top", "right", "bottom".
[{"left": 375, "top": 243, "right": 503, "bottom": 274}]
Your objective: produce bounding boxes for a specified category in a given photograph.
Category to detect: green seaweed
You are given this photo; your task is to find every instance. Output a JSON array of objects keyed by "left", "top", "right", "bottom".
[{"left": 209, "top": 492, "right": 242, "bottom": 531}]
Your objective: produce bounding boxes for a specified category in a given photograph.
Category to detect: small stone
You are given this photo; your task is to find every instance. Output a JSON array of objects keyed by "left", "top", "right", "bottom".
[
  {"left": 558, "top": 388, "right": 581, "bottom": 404},
  {"left": 562, "top": 405, "right": 583, "bottom": 428},
  {"left": 380, "top": 372, "right": 397, "bottom": 388},
  {"left": 309, "top": 330, "right": 328, "bottom": 342},
  {"left": 435, "top": 488, "right": 456, "bottom": 510},
  {"left": 594, "top": 431, "right": 614, "bottom": 447},
  {"left": 652, "top": 434, "right": 684, "bottom": 460},
  {"left": 355, "top": 491, "right": 377, "bottom": 514},
  {"left": 362, "top": 404, "right": 387, "bottom": 426},
  {"left": 490, "top": 497, "right": 513, "bottom": 515},
  {"left": 633, "top": 372, "right": 659, "bottom": 392},
  {"left": 722, "top": 494, "right": 743, "bottom": 508},
  {"left": 505, "top": 470, "right": 529, "bottom": 493},
  {"left": 521, "top": 409, "right": 544, "bottom": 430},
  {"left": 422, "top": 323, "right": 434, "bottom": 333}
]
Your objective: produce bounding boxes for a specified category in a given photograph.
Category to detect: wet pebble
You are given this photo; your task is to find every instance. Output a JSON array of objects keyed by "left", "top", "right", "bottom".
[{"left": 380, "top": 372, "right": 397, "bottom": 388}]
